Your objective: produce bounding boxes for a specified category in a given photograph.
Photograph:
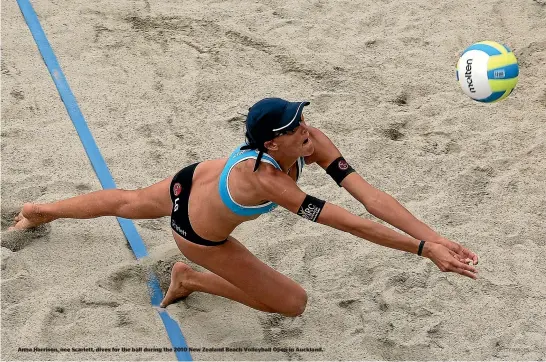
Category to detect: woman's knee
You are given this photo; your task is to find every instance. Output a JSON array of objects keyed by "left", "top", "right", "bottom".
[{"left": 278, "top": 288, "right": 308, "bottom": 317}]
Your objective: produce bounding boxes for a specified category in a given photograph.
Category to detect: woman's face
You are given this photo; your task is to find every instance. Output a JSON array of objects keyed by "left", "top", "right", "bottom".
[{"left": 273, "top": 114, "right": 314, "bottom": 157}]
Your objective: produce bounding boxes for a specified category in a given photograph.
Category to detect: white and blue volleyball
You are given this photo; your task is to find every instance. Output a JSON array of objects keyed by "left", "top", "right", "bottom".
[{"left": 456, "top": 41, "right": 519, "bottom": 103}]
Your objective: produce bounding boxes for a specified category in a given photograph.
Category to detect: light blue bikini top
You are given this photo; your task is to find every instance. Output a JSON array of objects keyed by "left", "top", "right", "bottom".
[{"left": 218, "top": 144, "right": 304, "bottom": 216}]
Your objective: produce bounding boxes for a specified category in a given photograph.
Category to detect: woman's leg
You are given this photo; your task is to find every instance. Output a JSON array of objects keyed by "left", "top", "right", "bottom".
[
  {"left": 10, "top": 177, "right": 174, "bottom": 230},
  {"left": 161, "top": 262, "right": 278, "bottom": 313},
  {"left": 162, "top": 234, "right": 308, "bottom": 317}
]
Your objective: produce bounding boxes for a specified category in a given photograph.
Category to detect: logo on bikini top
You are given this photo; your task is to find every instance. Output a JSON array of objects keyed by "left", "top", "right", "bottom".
[
  {"left": 338, "top": 159, "right": 349, "bottom": 170},
  {"left": 173, "top": 183, "right": 182, "bottom": 196}
]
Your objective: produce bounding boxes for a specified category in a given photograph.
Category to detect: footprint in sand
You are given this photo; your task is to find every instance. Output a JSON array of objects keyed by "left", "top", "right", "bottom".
[
  {"left": 258, "top": 314, "right": 304, "bottom": 360},
  {"left": 390, "top": 93, "right": 408, "bottom": 106},
  {"left": 337, "top": 298, "right": 360, "bottom": 309},
  {"left": 420, "top": 131, "right": 461, "bottom": 155},
  {"left": 10, "top": 88, "right": 25, "bottom": 101},
  {"left": 1, "top": 247, "right": 14, "bottom": 270},
  {"left": 225, "top": 115, "right": 245, "bottom": 134},
  {"left": 97, "top": 256, "right": 182, "bottom": 306},
  {"left": 39, "top": 291, "right": 132, "bottom": 346},
  {"left": 258, "top": 313, "right": 304, "bottom": 348},
  {"left": 426, "top": 320, "right": 446, "bottom": 348},
  {"left": 385, "top": 271, "right": 428, "bottom": 293},
  {"left": 97, "top": 263, "right": 148, "bottom": 295},
  {"left": 452, "top": 165, "right": 495, "bottom": 206},
  {"left": 380, "top": 123, "right": 406, "bottom": 141},
  {"left": 1, "top": 272, "right": 36, "bottom": 305},
  {"left": 139, "top": 219, "right": 167, "bottom": 232}
]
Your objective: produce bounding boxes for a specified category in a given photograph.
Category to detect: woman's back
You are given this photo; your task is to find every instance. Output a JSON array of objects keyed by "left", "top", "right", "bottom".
[
  {"left": 186, "top": 157, "right": 271, "bottom": 241},
  {"left": 186, "top": 141, "right": 304, "bottom": 241}
]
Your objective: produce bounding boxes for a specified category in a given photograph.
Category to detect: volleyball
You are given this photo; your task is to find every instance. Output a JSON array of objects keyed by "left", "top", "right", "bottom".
[{"left": 456, "top": 41, "right": 519, "bottom": 103}]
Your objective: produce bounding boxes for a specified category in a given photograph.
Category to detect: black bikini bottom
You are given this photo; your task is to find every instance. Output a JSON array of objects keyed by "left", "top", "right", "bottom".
[{"left": 169, "top": 162, "right": 228, "bottom": 246}]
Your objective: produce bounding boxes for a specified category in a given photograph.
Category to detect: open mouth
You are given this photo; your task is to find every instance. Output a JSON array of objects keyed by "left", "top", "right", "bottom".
[{"left": 303, "top": 138, "right": 309, "bottom": 145}]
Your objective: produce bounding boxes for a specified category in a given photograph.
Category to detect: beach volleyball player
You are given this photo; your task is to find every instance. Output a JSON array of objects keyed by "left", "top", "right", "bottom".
[{"left": 10, "top": 98, "right": 479, "bottom": 316}]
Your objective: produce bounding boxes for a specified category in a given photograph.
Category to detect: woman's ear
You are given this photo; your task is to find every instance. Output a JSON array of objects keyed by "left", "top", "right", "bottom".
[{"left": 264, "top": 140, "right": 278, "bottom": 151}]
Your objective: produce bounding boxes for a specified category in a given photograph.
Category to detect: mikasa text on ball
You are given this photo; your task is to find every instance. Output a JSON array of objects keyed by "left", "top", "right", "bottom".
[{"left": 456, "top": 41, "right": 519, "bottom": 103}]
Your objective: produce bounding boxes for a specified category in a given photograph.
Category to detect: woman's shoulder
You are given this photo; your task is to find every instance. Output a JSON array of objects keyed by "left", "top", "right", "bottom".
[{"left": 252, "top": 163, "right": 295, "bottom": 193}]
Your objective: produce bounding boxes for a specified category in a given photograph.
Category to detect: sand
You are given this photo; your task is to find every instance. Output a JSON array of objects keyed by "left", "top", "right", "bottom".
[{"left": 2, "top": 0, "right": 545, "bottom": 360}]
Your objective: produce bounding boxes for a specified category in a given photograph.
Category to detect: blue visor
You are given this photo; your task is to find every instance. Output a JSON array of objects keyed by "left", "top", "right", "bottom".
[{"left": 245, "top": 98, "right": 310, "bottom": 145}]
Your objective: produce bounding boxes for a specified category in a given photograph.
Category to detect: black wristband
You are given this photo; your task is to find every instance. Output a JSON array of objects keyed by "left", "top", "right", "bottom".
[
  {"left": 297, "top": 194, "right": 326, "bottom": 222},
  {"left": 417, "top": 240, "right": 426, "bottom": 256},
  {"left": 326, "top": 157, "right": 356, "bottom": 187}
]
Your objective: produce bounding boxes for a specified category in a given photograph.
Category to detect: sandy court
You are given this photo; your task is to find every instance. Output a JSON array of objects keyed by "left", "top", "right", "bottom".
[{"left": 2, "top": 0, "right": 546, "bottom": 360}]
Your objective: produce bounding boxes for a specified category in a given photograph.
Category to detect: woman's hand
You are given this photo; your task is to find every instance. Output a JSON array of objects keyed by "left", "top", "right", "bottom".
[
  {"left": 423, "top": 242, "right": 478, "bottom": 279},
  {"left": 432, "top": 237, "right": 479, "bottom": 266}
]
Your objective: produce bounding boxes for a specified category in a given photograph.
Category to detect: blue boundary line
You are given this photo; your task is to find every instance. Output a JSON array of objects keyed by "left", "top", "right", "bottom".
[{"left": 16, "top": 0, "right": 192, "bottom": 360}]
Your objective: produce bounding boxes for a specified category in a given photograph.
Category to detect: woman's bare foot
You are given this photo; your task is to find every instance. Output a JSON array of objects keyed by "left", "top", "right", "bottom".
[
  {"left": 9, "top": 203, "right": 51, "bottom": 231},
  {"left": 160, "top": 262, "right": 195, "bottom": 308}
]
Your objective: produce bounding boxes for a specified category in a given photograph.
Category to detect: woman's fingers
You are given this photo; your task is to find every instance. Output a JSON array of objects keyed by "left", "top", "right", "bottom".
[
  {"left": 461, "top": 247, "right": 479, "bottom": 265},
  {"left": 460, "top": 261, "right": 478, "bottom": 273},
  {"left": 455, "top": 268, "right": 478, "bottom": 279},
  {"left": 443, "top": 239, "right": 478, "bottom": 266},
  {"left": 449, "top": 251, "right": 472, "bottom": 265},
  {"left": 449, "top": 259, "right": 478, "bottom": 278},
  {"left": 431, "top": 243, "right": 479, "bottom": 280}
]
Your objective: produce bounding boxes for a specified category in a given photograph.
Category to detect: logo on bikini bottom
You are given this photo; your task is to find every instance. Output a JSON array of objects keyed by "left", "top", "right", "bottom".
[
  {"left": 173, "top": 183, "right": 182, "bottom": 196},
  {"left": 338, "top": 159, "right": 349, "bottom": 170},
  {"left": 171, "top": 219, "right": 187, "bottom": 237}
]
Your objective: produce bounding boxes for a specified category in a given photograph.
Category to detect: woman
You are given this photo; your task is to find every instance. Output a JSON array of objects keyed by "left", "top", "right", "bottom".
[{"left": 10, "top": 98, "right": 478, "bottom": 317}]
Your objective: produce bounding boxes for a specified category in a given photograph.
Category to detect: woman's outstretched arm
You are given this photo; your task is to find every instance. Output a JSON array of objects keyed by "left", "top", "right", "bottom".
[
  {"left": 255, "top": 167, "right": 479, "bottom": 279},
  {"left": 305, "top": 126, "right": 478, "bottom": 264}
]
